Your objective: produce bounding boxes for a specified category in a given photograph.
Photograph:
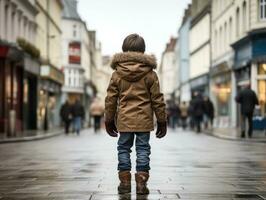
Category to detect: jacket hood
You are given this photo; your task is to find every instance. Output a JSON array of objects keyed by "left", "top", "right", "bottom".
[{"left": 110, "top": 52, "right": 157, "bottom": 82}]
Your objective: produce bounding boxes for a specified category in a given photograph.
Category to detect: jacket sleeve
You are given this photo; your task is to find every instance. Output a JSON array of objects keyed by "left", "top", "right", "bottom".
[
  {"left": 105, "top": 72, "right": 119, "bottom": 122},
  {"left": 235, "top": 92, "right": 242, "bottom": 103},
  {"left": 148, "top": 71, "right": 167, "bottom": 122}
]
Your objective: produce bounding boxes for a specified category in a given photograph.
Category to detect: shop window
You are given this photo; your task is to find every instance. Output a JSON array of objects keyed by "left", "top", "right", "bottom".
[
  {"left": 259, "top": 0, "right": 266, "bottom": 20},
  {"left": 214, "top": 82, "right": 232, "bottom": 116},
  {"left": 258, "top": 63, "right": 266, "bottom": 75},
  {"left": 258, "top": 63, "right": 266, "bottom": 116},
  {"left": 258, "top": 80, "right": 266, "bottom": 116}
]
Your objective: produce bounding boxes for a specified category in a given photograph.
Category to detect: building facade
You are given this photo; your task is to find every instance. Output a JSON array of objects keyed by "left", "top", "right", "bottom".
[
  {"left": 211, "top": 0, "right": 266, "bottom": 128},
  {"left": 189, "top": 0, "right": 212, "bottom": 97},
  {"left": 231, "top": 0, "right": 266, "bottom": 123},
  {"left": 0, "top": 0, "right": 40, "bottom": 137},
  {"left": 61, "top": 0, "right": 98, "bottom": 126},
  {"left": 210, "top": 0, "right": 236, "bottom": 128},
  {"left": 93, "top": 55, "right": 112, "bottom": 105},
  {"left": 159, "top": 37, "right": 178, "bottom": 101},
  {"left": 35, "top": 0, "right": 64, "bottom": 131},
  {"left": 178, "top": 5, "right": 191, "bottom": 103}
]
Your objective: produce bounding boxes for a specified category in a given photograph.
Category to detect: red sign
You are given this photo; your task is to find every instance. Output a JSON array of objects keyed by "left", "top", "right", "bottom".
[
  {"left": 69, "top": 42, "right": 81, "bottom": 64},
  {"left": 0, "top": 46, "right": 9, "bottom": 58}
]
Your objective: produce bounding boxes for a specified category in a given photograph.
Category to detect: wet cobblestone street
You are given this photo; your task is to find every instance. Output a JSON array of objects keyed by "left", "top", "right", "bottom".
[{"left": 0, "top": 129, "right": 266, "bottom": 200}]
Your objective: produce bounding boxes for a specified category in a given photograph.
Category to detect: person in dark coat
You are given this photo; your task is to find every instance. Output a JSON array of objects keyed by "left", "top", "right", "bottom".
[
  {"left": 71, "top": 99, "right": 85, "bottom": 135},
  {"left": 203, "top": 96, "right": 214, "bottom": 129},
  {"left": 235, "top": 85, "right": 259, "bottom": 138},
  {"left": 188, "top": 92, "right": 198, "bottom": 129},
  {"left": 192, "top": 92, "right": 205, "bottom": 133},
  {"left": 168, "top": 101, "right": 180, "bottom": 129},
  {"left": 60, "top": 100, "right": 72, "bottom": 134}
]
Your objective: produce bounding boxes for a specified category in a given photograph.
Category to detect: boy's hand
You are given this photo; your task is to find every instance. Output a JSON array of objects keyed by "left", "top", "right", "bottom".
[
  {"left": 156, "top": 121, "right": 167, "bottom": 138},
  {"left": 105, "top": 120, "right": 118, "bottom": 137}
]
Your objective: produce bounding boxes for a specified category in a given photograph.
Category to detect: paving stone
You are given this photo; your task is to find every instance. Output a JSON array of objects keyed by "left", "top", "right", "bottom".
[{"left": 0, "top": 129, "right": 265, "bottom": 199}]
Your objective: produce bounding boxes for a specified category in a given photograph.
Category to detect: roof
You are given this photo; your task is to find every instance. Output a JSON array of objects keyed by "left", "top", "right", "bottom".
[
  {"left": 62, "top": 0, "right": 81, "bottom": 20},
  {"left": 164, "top": 37, "right": 177, "bottom": 52}
]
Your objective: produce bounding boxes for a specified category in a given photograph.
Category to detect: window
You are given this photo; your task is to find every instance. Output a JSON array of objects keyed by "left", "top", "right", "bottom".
[
  {"left": 4, "top": 4, "right": 8, "bottom": 39},
  {"left": 219, "top": 26, "right": 223, "bottom": 53},
  {"left": 73, "top": 25, "right": 77, "bottom": 37},
  {"left": 215, "top": 30, "right": 218, "bottom": 56},
  {"left": 69, "top": 69, "right": 72, "bottom": 86},
  {"left": 229, "top": 17, "right": 232, "bottom": 43},
  {"left": 11, "top": 11, "right": 15, "bottom": 41},
  {"left": 236, "top": 7, "right": 240, "bottom": 37},
  {"left": 260, "top": 0, "right": 266, "bottom": 20},
  {"left": 224, "top": 22, "right": 227, "bottom": 50},
  {"left": 243, "top": 1, "right": 247, "bottom": 32}
]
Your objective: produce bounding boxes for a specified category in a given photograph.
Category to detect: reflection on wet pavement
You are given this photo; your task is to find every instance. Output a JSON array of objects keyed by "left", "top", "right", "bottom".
[{"left": 0, "top": 128, "right": 265, "bottom": 199}]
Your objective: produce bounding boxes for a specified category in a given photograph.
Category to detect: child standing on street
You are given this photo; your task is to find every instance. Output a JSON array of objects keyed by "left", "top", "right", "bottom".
[{"left": 105, "top": 34, "right": 167, "bottom": 195}]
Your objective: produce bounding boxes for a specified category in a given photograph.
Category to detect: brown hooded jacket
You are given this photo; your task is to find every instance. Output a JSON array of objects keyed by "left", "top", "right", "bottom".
[{"left": 105, "top": 52, "right": 166, "bottom": 132}]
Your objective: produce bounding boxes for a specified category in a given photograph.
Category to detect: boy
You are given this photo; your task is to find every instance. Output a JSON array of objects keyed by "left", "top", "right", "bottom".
[{"left": 105, "top": 34, "right": 167, "bottom": 195}]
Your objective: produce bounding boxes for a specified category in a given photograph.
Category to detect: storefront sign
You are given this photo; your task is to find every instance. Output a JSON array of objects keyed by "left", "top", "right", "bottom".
[
  {"left": 210, "top": 62, "right": 230, "bottom": 77},
  {"left": 24, "top": 56, "right": 40, "bottom": 75},
  {"left": 41, "top": 65, "right": 64, "bottom": 85},
  {"left": 190, "top": 74, "right": 208, "bottom": 89},
  {"left": 69, "top": 42, "right": 81, "bottom": 64}
]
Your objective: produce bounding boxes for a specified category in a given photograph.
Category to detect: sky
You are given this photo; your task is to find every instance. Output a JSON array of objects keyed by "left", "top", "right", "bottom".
[{"left": 78, "top": 0, "right": 191, "bottom": 59}]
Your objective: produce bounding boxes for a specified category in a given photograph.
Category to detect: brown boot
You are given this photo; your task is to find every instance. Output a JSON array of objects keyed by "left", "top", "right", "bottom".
[
  {"left": 118, "top": 171, "right": 131, "bottom": 194},
  {"left": 135, "top": 171, "right": 149, "bottom": 194}
]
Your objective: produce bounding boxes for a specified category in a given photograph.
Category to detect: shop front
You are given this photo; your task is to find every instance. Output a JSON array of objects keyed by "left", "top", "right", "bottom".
[
  {"left": 232, "top": 29, "right": 266, "bottom": 127},
  {"left": 190, "top": 73, "right": 209, "bottom": 97},
  {"left": 210, "top": 63, "right": 232, "bottom": 127},
  {"left": 0, "top": 43, "right": 24, "bottom": 137},
  {"left": 257, "top": 63, "right": 266, "bottom": 118},
  {"left": 38, "top": 65, "right": 64, "bottom": 131},
  {"left": 22, "top": 55, "right": 40, "bottom": 131}
]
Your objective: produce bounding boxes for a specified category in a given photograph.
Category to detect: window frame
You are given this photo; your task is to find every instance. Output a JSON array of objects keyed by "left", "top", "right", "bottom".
[{"left": 259, "top": 0, "right": 266, "bottom": 21}]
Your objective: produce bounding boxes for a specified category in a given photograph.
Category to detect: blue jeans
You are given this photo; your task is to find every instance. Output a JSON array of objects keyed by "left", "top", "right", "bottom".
[
  {"left": 73, "top": 117, "right": 82, "bottom": 134},
  {"left": 117, "top": 132, "right": 151, "bottom": 172}
]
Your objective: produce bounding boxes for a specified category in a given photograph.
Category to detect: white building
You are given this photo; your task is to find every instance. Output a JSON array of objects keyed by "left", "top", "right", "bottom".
[
  {"left": 178, "top": 5, "right": 191, "bottom": 103},
  {"left": 61, "top": 0, "right": 92, "bottom": 104},
  {"left": 159, "top": 37, "right": 178, "bottom": 101},
  {"left": 189, "top": 0, "right": 211, "bottom": 96},
  {"left": 210, "top": 0, "right": 237, "bottom": 128},
  {"left": 93, "top": 55, "right": 112, "bottom": 105},
  {"left": 0, "top": 0, "right": 37, "bottom": 43}
]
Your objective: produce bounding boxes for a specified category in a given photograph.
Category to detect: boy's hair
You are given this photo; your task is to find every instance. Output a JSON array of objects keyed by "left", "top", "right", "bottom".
[{"left": 122, "top": 34, "right": 145, "bottom": 53}]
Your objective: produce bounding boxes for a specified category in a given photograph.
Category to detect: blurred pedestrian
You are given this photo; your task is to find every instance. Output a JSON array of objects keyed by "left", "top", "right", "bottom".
[
  {"left": 105, "top": 34, "right": 167, "bottom": 195},
  {"left": 180, "top": 101, "right": 188, "bottom": 129},
  {"left": 235, "top": 85, "right": 259, "bottom": 138},
  {"left": 192, "top": 92, "right": 205, "bottom": 133},
  {"left": 203, "top": 96, "right": 214, "bottom": 129},
  {"left": 60, "top": 100, "right": 72, "bottom": 134},
  {"left": 90, "top": 98, "right": 104, "bottom": 133},
  {"left": 188, "top": 100, "right": 195, "bottom": 129},
  {"left": 168, "top": 100, "right": 180, "bottom": 129},
  {"left": 71, "top": 99, "right": 85, "bottom": 135}
]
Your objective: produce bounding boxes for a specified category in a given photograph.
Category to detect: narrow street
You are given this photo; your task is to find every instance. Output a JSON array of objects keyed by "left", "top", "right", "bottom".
[{"left": 0, "top": 129, "right": 265, "bottom": 200}]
